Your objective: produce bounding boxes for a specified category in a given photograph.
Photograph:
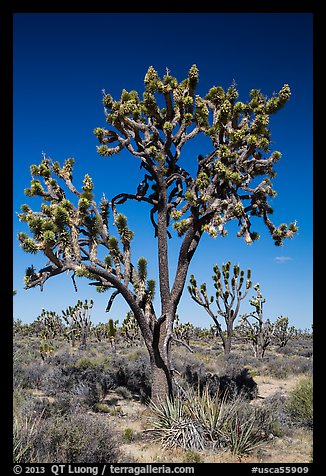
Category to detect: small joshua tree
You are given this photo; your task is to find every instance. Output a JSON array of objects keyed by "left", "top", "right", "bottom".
[
  {"left": 107, "top": 318, "right": 118, "bottom": 352},
  {"left": 120, "top": 311, "right": 142, "bottom": 346},
  {"left": 93, "top": 322, "right": 107, "bottom": 342},
  {"left": 173, "top": 315, "right": 195, "bottom": 349},
  {"left": 35, "top": 308, "right": 63, "bottom": 360},
  {"left": 13, "top": 318, "right": 23, "bottom": 336},
  {"left": 36, "top": 308, "right": 63, "bottom": 342},
  {"left": 239, "top": 284, "right": 276, "bottom": 359},
  {"left": 62, "top": 299, "right": 93, "bottom": 350},
  {"left": 273, "top": 315, "right": 297, "bottom": 349},
  {"left": 39, "top": 340, "right": 55, "bottom": 361},
  {"left": 18, "top": 65, "right": 297, "bottom": 401},
  {"left": 188, "top": 261, "right": 252, "bottom": 356}
]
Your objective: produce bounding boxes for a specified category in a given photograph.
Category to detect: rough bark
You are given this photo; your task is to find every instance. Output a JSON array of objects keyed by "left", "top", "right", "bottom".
[{"left": 150, "top": 316, "right": 173, "bottom": 401}]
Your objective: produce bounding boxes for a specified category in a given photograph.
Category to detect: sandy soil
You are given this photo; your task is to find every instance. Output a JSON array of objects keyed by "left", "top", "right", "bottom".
[{"left": 254, "top": 374, "right": 306, "bottom": 399}]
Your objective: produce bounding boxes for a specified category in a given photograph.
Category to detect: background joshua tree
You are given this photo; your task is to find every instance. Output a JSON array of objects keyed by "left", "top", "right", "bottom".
[
  {"left": 18, "top": 65, "right": 297, "bottom": 402},
  {"left": 120, "top": 311, "right": 142, "bottom": 347},
  {"left": 36, "top": 308, "right": 63, "bottom": 342},
  {"left": 239, "top": 284, "right": 276, "bottom": 359},
  {"left": 61, "top": 299, "right": 93, "bottom": 350},
  {"left": 273, "top": 315, "right": 297, "bottom": 349},
  {"left": 173, "top": 315, "right": 195, "bottom": 350},
  {"left": 188, "top": 262, "right": 252, "bottom": 356},
  {"left": 35, "top": 308, "right": 63, "bottom": 361},
  {"left": 106, "top": 318, "right": 118, "bottom": 352},
  {"left": 93, "top": 319, "right": 118, "bottom": 352}
]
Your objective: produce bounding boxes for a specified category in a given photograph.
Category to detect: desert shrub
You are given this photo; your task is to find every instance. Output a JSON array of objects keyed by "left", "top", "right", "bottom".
[
  {"left": 49, "top": 391, "right": 81, "bottom": 415},
  {"left": 262, "top": 355, "right": 313, "bottom": 379},
  {"left": 14, "top": 388, "right": 48, "bottom": 463},
  {"left": 115, "top": 386, "right": 133, "bottom": 399},
  {"left": 13, "top": 346, "right": 49, "bottom": 389},
  {"left": 126, "top": 347, "right": 148, "bottom": 361},
  {"left": 15, "top": 361, "right": 51, "bottom": 390},
  {"left": 41, "top": 366, "right": 74, "bottom": 395},
  {"left": 224, "top": 352, "right": 260, "bottom": 374},
  {"left": 172, "top": 346, "right": 214, "bottom": 374},
  {"left": 262, "top": 357, "right": 289, "bottom": 379},
  {"left": 94, "top": 402, "right": 111, "bottom": 413},
  {"left": 48, "top": 350, "right": 79, "bottom": 367},
  {"left": 74, "top": 381, "right": 101, "bottom": 407},
  {"left": 111, "top": 354, "right": 151, "bottom": 401},
  {"left": 38, "top": 351, "right": 151, "bottom": 404},
  {"left": 24, "top": 412, "right": 121, "bottom": 463},
  {"left": 183, "top": 450, "right": 202, "bottom": 463},
  {"left": 39, "top": 352, "right": 151, "bottom": 406},
  {"left": 183, "top": 365, "right": 258, "bottom": 400},
  {"left": 40, "top": 364, "right": 105, "bottom": 410},
  {"left": 277, "top": 337, "right": 313, "bottom": 358},
  {"left": 122, "top": 428, "right": 135, "bottom": 442},
  {"left": 260, "top": 393, "right": 293, "bottom": 436},
  {"left": 286, "top": 377, "right": 313, "bottom": 429}
]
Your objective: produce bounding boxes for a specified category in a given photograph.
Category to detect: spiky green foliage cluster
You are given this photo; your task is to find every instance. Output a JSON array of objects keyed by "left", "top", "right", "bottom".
[
  {"left": 115, "top": 213, "right": 134, "bottom": 244},
  {"left": 137, "top": 257, "right": 148, "bottom": 281},
  {"left": 107, "top": 318, "right": 117, "bottom": 339},
  {"left": 148, "top": 386, "right": 270, "bottom": 455},
  {"left": 18, "top": 155, "right": 143, "bottom": 292},
  {"left": 93, "top": 65, "right": 296, "bottom": 246},
  {"left": 19, "top": 157, "right": 98, "bottom": 268}
]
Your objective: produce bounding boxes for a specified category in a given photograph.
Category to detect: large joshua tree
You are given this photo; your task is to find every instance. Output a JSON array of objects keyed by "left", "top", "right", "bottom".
[{"left": 18, "top": 65, "right": 297, "bottom": 402}]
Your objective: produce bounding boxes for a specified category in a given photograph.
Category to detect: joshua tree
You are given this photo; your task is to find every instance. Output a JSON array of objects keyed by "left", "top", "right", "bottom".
[
  {"left": 62, "top": 299, "right": 93, "bottom": 350},
  {"left": 18, "top": 65, "right": 297, "bottom": 401},
  {"left": 93, "top": 322, "right": 107, "bottom": 342},
  {"left": 273, "top": 315, "right": 296, "bottom": 348},
  {"left": 173, "top": 315, "right": 195, "bottom": 350},
  {"left": 39, "top": 339, "right": 55, "bottom": 362},
  {"left": 120, "top": 311, "right": 142, "bottom": 347},
  {"left": 188, "top": 261, "right": 252, "bottom": 356},
  {"left": 239, "top": 284, "right": 276, "bottom": 359},
  {"left": 106, "top": 318, "right": 118, "bottom": 352},
  {"left": 36, "top": 308, "right": 63, "bottom": 342}
]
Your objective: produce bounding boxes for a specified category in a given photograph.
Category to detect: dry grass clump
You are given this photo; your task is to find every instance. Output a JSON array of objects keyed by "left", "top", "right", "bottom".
[{"left": 14, "top": 388, "right": 121, "bottom": 463}]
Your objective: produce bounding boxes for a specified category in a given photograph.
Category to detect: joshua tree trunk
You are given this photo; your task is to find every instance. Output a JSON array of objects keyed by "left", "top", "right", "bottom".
[
  {"left": 150, "top": 320, "right": 173, "bottom": 401},
  {"left": 224, "top": 324, "right": 233, "bottom": 357}
]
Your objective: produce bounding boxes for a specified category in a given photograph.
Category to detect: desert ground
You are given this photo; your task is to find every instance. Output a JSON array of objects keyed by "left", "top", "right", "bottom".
[{"left": 13, "top": 327, "right": 313, "bottom": 464}]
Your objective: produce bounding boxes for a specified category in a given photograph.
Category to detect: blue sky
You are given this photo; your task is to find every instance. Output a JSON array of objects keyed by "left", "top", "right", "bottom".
[{"left": 13, "top": 13, "right": 313, "bottom": 330}]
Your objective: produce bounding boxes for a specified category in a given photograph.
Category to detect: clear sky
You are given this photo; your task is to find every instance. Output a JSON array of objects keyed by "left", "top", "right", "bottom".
[{"left": 13, "top": 12, "right": 313, "bottom": 330}]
